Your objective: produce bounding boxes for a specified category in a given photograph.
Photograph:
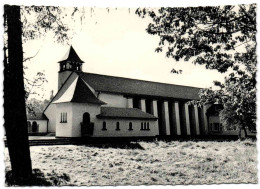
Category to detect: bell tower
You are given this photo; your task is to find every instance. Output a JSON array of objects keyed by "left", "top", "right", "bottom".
[{"left": 58, "top": 46, "right": 84, "bottom": 90}]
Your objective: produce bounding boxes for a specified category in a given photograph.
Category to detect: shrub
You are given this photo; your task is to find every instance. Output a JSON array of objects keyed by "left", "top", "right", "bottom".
[{"left": 5, "top": 168, "right": 70, "bottom": 186}]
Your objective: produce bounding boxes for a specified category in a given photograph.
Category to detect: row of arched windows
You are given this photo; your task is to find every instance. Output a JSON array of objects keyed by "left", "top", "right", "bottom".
[
  {"left": 60, "top": 112, "right": 67, "bottom": 123},
  {"left": 60, "top": 62, "right": 82, "bottom": 72},
  {"left": 27, "top": 121, "right": 39, "bottom": 133},
  {"left": 102, "top": 121, "right": 134, "bottom": 131},
  {"left": 141, "top": 122, "right": 150, "bottom": 130}
]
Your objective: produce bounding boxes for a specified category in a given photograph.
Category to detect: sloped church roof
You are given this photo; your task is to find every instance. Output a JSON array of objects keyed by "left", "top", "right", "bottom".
[
  {"left": 97, "top": 107, "right": 158, "bottom": 120},
  {"left": 78, "top": 72, "right": 201, "bottom": 100},
  {"left": 53, "top": 71, "right": 201, "bottom": 105}
]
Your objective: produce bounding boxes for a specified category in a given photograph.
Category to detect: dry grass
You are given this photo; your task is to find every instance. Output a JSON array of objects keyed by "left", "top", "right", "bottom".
[{"left": 4, "top": 140, "right": 257, "bottom": 186}]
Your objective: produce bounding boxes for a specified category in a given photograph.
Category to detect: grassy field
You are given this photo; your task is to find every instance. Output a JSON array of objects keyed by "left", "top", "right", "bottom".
[{"left": 4, "top": 140, "right": 258, "bottom": 186}]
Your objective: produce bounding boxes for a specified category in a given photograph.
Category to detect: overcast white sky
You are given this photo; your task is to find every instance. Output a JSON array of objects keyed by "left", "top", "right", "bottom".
[{"left": 23, "top": 7, "right": 227, "bottom": 100}]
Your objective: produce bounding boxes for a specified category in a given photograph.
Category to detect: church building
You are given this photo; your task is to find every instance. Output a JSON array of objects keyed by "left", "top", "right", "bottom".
[{"left": 42, "top": 46, "right": 212, "bottom": 138}]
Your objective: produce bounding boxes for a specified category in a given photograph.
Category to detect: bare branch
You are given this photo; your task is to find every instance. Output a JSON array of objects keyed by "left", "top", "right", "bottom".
[{"left": 23, "top": 49, "right": 40, "bottom": 62}]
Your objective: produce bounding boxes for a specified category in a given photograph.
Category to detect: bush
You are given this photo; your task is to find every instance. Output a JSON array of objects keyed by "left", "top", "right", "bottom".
[{"left": 5, "top": 168, "right": 70, "bottom": 186}]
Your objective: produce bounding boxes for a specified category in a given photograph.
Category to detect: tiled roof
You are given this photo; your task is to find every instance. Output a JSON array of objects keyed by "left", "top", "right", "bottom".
[
  {"left": 78, "top": 72, "right": 201, "bottom": 100},
  {"left": 27, "top": 113, "right": 48, "bottom": 120},
  {"left": 58, "top": 46, "right": 84, "bottom": 64},
  {"left": 71, "top": 77, "right": 105, "bottom": 104},
  {"left": 97, "top": 107, "right": 158, "bottom": 120},
  {"left": 53, "top": 76, "right": 105, "bottom": 104}
]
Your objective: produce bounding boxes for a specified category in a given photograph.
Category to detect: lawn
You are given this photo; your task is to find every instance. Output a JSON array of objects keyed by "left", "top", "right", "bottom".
[{"left": 4, "top": 140, "right": 258, "bottom": 186}]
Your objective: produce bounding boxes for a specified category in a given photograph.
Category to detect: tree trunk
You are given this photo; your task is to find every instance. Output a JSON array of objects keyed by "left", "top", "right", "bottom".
[
  {"left": 238, "top": 125, "right": 248, "bottom": 140},
  {"left": 4, "top": 5, "right": 32, "bottom": 184}
]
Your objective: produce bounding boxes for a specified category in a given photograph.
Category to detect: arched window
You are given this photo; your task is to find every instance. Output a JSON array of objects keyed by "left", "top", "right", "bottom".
[
  {"left": 27, "top": 121, "right": 31, "bottom": 133},
  {"left": 102, "top": 121, "right": 107, "bottom": 130},
  {"left": 66, "top": 62, "right": 70, "bottom": 69},
  {"left": 32, "top": 121, "right": 38, "bottom": 133},
  {"left": 116, "top": 122, "right": 120, "bottom": 130},
  {"left": 129, "top": 122, "right": 133, "bottom": 130},
  {"left": 141, "top": 122, "right": 143, "bottom": 130}
]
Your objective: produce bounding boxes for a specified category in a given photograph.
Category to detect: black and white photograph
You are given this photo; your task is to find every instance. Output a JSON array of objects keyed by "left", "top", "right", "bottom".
[{"left": 1, "top": 0, "right": 259, "bottom": 187}]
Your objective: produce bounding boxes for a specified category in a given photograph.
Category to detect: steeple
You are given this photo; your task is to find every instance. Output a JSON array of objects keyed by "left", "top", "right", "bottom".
[
  {"left": 58, "top": 46, "right": 84, "bottom": 90},
  {"left": 58, "top": 46, "right": 84, "bottom": 72}
]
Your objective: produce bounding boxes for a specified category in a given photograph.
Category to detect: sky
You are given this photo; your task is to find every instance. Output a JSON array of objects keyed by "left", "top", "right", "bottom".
[{"left": 22, "top": 7, "right": 226, "bottom": 100}]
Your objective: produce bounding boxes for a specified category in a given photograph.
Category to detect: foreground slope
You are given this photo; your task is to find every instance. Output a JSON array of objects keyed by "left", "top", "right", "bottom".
[{"left": 4, "top": 140, "right": 257, "bottom": 185}]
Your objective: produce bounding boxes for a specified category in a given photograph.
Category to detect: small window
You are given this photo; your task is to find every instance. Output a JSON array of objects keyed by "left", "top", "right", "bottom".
[
  {"left": 102, "top": 121, "right": 107, "bottom": 131},
  {"left": 60, "top": 112, "right": 67, "bottom": 123},
  {"left": 129, "top": 122, "right": 133, "bottom": 130},
  {"left": 141, "top": 122, "right": 143, "bottom": 130},
  {"left": 213, "top": 123, "right": 219, "bottom": 131},
  {"left": 147, "top": 122, "right": 150, "bottom": 130},
  {"left": 209, "top": 123, "right": 213, "bottom": 131},
  {"left": 209, "top": 123, "right": 221, "bottom": 132},
  {"left": 144, "top": 122, "right": 146, "bottom": 130},
  {"left": 116, "top": 122, "right": 120, "bottom": 130},
  {"left": 219, "top": 123, "right": 223, "bottom": 131}
]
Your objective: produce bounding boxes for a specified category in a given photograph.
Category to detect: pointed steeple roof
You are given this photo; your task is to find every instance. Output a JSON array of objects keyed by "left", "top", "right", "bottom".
[{"left": 58, "top": 46, "right": 84, "bottom": 64}]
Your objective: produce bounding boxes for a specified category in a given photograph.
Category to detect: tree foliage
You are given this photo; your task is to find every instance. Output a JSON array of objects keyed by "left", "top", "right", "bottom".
[
  {"left": 26, "top": 90, "right": 53, "bottom": 116},
  {"left": 24, "top": 71, "right": 48, "bottom": 99},
  {"left": 21, "top": 6, "right": 70, "bottom": 43},
  {"left": 26, "top": 98, "right": 51, "bottom": 116},
  {"left": 136, "top": 4, "right": 257, "bottom": 133}
]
